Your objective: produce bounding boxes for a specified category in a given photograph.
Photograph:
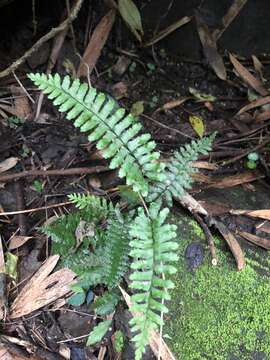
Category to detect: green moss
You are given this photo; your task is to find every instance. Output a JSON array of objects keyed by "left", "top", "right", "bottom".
[{"left": 166, "top": 217, "right": 270, "bottom": 360}]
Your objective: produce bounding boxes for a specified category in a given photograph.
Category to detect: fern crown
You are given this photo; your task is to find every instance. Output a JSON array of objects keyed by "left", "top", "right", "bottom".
[{"left": 28, "top": 73, "right": 165, "bottom": 196}]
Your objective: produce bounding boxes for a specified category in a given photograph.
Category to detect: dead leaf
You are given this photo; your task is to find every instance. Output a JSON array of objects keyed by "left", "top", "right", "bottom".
[
  {"left": 255, "top": 109, "right": 270, "bottom": 122},
  {"left": 195, "top": 13, "right": 226, "bottom": 80},
  {"left": 143, "top": 16, "right": 191, "bottom": 47},
  {"left": 192, "top": 161, "right": 217, "bottom": 170},
  {"left": 209, "top": 219, "right": 245, "bottom": 270},
  {"left": 193, "top": 171, "right": 264, "bottom": 189},
  {"left": 77, "top": 10, "right": 116, "bottom": 77},
  {"left": 119, "top": 286, "right": 176, "bottom": 360},
  {"left": 237, "top": 95, "right": 270, "bottom": 115},
  {"left": 212, "top": 0, "right": 248, "bottom": 41},
  {"left": 10, "top": 86, "right": 31, "bottom": 120},
  {"left": 230, "top": 209, "right": 270, "bottom": 220},
  {"left": 155, "top": 97, "right": 190, "bottom": 113},
  {"left": 229, "top": 53, "right": 268, "bottom": 96},
  {"left": 10, "top": 255, "right": 76, "bottom": 319},
  {"left": 0, "top": 157, "right": 19, "bottom": 173},
  {"left": 238, "top": 231, "right": 270, "bottom": 250},
  {"left": 8, "top": 236, "right": 32, "bottom": 250},
  {"left": 198, "top": 201, "right": 230, "bottom": 216}
]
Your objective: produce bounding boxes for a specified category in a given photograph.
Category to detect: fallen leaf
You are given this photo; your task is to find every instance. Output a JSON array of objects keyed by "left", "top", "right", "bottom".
[
  {"left": 143, "top": 16, "right": 191, "bottom": 47},
  {"left": 238, "top": 231, "right": 270, "bottom": 250},
  {"left": 237, "top": 95, "right": 270, "bottom": 115},
  {"left": 131, "top": 101, "right": 144, "bottom": 116},
  {"left": 230, "top": 209, "right": 270, "bottom": 220},
  {"left": 255, "top": 109, "right": 270, "bottom": 122},
  {"left": 189, "top": 115, "right": 205, "bottom": 138},
  {"left": 77, "top": 10, "right": 116, "bottom": 77},
  {"left": 10, "top": 86, "right": 31, "bottom": 120},
  {"left": 5, "top": 252, "right": 18, "bottom": 280},
  {"left": 118, "top": 0, "right": 143, "bottom": 42},
  {"left": 8, "top": 236, "right": 32, "bottom": 250},
  {"left": 195, "top": 13, "right": 226, "bottom": 80},
  {"left": 10, "top": 255, "right": 76, "bottom": 319},
  {"left": 0, "top": 157, "right": 19, "bottom": 173},
  {"left": 189, "top": 87, "right": 216, "bottom": 102},
  {"left": 212, "top": 0, "right": 248, "bottom": 41},
  {"left": 209, "top": 219, "right": 245, "bottom": 270},
  {"left": 155, "top": 97, "right": 190, "bottom": 113},
  {"left": 229, "top": 53, "right": 268, "bottom": 96}
]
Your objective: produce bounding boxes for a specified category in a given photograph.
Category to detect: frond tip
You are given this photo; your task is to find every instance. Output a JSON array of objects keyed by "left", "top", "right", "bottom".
[
  {"left": 28, "top": 73, "right": 165, "bottom": 195},
  {"left": 129, "top": 203, "right": 178, "bottom": 359},
  {"left": 148, "top": 134, "right": 215, "bottom": 205}
]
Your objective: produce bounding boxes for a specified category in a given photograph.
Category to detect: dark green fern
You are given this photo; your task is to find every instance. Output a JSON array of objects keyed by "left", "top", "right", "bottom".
[
  {"left": 28, "top": 73, "right": 165, "bottom": 195},
  {"left": 129, "top": 202, "right": 178, "bottom": 359}
]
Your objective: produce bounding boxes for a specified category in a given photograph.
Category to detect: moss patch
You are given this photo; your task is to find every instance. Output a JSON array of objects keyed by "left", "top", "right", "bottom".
[{"left": 166, "top": 216, "right": 270, "bottom": 360}]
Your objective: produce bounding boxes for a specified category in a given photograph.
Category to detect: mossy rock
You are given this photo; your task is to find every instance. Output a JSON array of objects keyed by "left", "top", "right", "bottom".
[{"left": 166, "top": 212, "right": 270, "bottom": 360}]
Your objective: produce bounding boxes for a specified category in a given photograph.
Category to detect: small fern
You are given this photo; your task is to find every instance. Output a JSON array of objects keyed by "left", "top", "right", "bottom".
[
  {"left": 103, "top": 211, "right": 131, "bottom": 289},
  {"left": 148, "top": 134, "right": 214, "bottom": 206},
  {"left": 30, "top": 73, "right": 215, "bottom": 359},
  {"left": 28, "top": 73, "right": 165, "bottom": 195},
  {"left": 129, "top": 202, "right": 178, "bottom": 359}
]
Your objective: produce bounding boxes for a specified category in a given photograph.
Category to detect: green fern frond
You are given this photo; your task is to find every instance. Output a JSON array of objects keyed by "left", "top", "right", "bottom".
[
  {"left": 28, "top": 73, "right": 165, "bottom": 195},
  {"left": 129, "top": 203, "right": 178, "bottom": 359},
  {"left": 148, "top": 134, "right": 214, "bottom": 206},
  {"left": 103, "top": 212, "right": 131, "bottom": 289},
  {"left": 68, "top": 193, "right": 114, "bottom": 219}
]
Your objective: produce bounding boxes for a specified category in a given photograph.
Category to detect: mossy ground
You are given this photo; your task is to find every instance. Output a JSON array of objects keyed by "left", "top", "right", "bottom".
[{"left": 166, "top": 214, "right": 270, "bottom": 360}]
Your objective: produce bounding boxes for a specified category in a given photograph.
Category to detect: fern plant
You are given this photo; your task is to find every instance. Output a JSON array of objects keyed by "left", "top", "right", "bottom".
[{"left": 30, "top": 73, "right": 214, "bottom": 359}]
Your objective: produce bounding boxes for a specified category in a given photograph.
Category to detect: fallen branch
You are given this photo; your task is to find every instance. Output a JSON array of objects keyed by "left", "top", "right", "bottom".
[
  {"left": 0, "top": 0, "right": 84, "bottom": 78},
  {"left": 0, "top": 166, "right": 108, "bottom": 183}
]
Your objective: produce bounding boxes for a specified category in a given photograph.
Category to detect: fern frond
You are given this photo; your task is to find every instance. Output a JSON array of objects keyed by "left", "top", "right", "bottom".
[
  {"left": 28, "top": 73, "right": 165, "bottom": 195},
  {"left": 148, "top": 134, "right": 214, "bottom": 206},
  {"left": 103, "top": 212, "right": 131, "bottom": 289},
  {"left": 68, "top": 193, "right": 114, "bottom": 219},
  {"left": 129, "top": 203, "right": 178, "bottom": 359}
]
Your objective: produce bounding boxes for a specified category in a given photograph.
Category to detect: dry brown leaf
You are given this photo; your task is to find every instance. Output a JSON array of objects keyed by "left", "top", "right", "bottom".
[
  {"left": 143, "top": 16, "right": 191, "bottom": 47},
  {"left": 238, "top": 231, "right": 270, "bottom": 250},
  {"left": 230, "top": 209, "right": 270, "bottom": 220},
  {"left": 155, "top": 97, "right": 190, "bottom": 113},
  {"left": 10, "top": 86, "right": 31, "bottom": 119},
  {"left": 0, "top": 157, "right": 19, "bottom": 174},
  {"left": 198, "top": 171, "right": 264, "bottom": 189},
  {"left": 119, "top": 286, "right": 176, "bottom": 360},
  {"left": 255, "top": 109, "right": 270, "bottom": 122},
  {"left": 237, "top": 95, "right": 270, "bottom": 115},
  {"left": 211, "top": 220, "right": 245, "bottom": 270},
  {"left": 212, "top": 0, "right": 247, "bottom": 41},
  {"left": 10, "top": 255, "right": 76, "bottom": 319},
  {"left": 8, "top": 236, "right": 32, "bottom": 250},
  {"left": 196, "top": 13, "right": 226, "bottom": 80},
  {"left": 229, "top": 53, "right": 268, "bottom": 96},
  {"left": 77, "top": 10, "right": 116, "bottom": 77},
  {"left": 192, "top": 161, "right": 217, "bottom": 170},
  {"left": 198, "top": 200, "right": 230, "bottom": 216},
  {"left": 0, "top": 346, "right": 28, "bottom": 360}
]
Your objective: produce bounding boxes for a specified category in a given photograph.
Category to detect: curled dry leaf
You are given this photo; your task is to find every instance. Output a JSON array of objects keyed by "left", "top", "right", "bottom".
[
  {"left": 229, "top": 53, "right": 268, "bottom": 96},
  {"left": 0, "top": 157, "right": 19, "bottom": 174},
  {"left": 10, "top": 255, "right": 76, "bottom": 319}
]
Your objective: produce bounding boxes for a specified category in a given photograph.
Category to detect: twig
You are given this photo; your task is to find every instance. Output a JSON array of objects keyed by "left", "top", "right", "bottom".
[
  {"left": 0, "top": 0, "right": 84, "bottom": 78},
  {"left": 192, "top": 212, "right": 217, "bottom": 265},
  {"left": 14, "top": 181, "right": 27, "bottom": 235},
  {"left": 0, "top": 166, "right": 108, "bottom": 183},
  {"left": 0, "top": 201, "right": 72, "bottom": 217}
]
